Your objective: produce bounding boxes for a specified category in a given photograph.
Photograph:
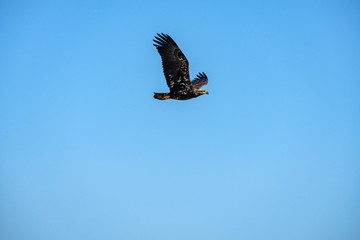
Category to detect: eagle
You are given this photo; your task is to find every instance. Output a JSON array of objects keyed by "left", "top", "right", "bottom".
[{"left": 153, "top": 33, "right": 209, "bottom": 100}]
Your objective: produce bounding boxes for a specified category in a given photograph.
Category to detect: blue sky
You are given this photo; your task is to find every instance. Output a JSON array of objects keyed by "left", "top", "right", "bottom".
[{"left": 1, "top": 0, "right": 359, "bottom": 239}]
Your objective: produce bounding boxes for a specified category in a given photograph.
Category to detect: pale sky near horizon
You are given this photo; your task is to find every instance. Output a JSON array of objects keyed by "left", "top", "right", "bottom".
[{"left": 1, "top": 1, "right": 360, "bottom": 240}]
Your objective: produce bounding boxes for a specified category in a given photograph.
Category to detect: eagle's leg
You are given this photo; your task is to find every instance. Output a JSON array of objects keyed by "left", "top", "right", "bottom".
[{"left": 153, "top": 93, "right": 171, "bottom": 100}]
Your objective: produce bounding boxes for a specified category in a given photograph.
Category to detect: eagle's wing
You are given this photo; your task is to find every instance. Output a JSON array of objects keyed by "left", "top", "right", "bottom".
[
  {"left": 153, "top": 33, "right": 191, "bottom": 92},
  {"left": 191, "top": 72, "right": 208, "bottom": 89}
]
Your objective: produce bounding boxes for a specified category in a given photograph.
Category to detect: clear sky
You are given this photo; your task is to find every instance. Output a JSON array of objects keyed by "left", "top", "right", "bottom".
[{"left": 1, "top": 1, "right": 359, "bottom": 239}]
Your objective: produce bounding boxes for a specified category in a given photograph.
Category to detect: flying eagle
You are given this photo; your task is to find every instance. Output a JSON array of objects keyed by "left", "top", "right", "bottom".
[{"left": 153, "top": 33, "right": 209, "bottom": 100}]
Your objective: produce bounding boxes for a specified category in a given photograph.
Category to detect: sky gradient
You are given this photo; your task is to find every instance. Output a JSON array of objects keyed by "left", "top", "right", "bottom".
[{"left": 1, "top": 1, "right": 360, "bottom": 240}]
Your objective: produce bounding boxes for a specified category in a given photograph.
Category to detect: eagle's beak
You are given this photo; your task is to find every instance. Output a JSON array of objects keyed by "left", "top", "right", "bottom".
[{"left": 205, "top": 91, "right": 209, "bottom": 95}]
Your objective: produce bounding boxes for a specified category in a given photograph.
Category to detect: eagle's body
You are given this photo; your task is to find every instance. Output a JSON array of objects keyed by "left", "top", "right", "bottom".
[{"left": 153, "top": 33, "right": 208, "bottom": 100}]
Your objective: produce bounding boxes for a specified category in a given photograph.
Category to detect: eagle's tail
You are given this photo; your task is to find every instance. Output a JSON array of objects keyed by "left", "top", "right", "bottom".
[{"left": 153, "top": 93, "right": 171, "bottom": 100}]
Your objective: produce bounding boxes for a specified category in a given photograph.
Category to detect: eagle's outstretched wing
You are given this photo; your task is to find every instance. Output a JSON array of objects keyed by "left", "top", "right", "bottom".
[
  {"left": 191, "top": 72, "right": 208, "bottom": 89},
  {"left": 153, "top": 33, "right": 191, "bottom": 92}
]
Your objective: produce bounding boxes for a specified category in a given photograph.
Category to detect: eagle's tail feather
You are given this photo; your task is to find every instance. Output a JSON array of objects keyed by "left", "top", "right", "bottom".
[{"left": 154, "top": 93, "right": 171, "bottom": 100}]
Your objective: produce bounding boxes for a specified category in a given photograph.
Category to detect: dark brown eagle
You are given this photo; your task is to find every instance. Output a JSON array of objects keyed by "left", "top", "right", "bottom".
[{"left": 153, "top": 33, "right": 208, "bottom": 100}]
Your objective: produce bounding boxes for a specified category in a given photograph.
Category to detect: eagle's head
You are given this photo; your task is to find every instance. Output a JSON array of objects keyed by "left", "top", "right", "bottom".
[{"left": 196, "top": 90, "right": 209, "bottom": 96}]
